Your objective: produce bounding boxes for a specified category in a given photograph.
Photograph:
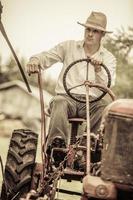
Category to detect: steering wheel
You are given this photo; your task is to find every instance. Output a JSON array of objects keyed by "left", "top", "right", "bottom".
[{"left": 63, "top": 58, "right": 111, "bottom": 103}]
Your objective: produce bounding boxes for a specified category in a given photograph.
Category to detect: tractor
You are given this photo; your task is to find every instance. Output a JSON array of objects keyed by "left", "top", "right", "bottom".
[{"left": 0, "top": 58, "right": 133, "bottom": 200}]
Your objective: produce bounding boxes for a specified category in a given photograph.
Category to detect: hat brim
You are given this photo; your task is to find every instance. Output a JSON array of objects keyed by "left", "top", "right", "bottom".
[{"left": 77, "top": 22, "right": 112, "bottom": 33}]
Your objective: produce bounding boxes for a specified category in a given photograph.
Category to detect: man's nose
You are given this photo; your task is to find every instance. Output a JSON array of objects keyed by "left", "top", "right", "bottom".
[{"left": 88, "top": 30, "right": 93, "bottom": 36}]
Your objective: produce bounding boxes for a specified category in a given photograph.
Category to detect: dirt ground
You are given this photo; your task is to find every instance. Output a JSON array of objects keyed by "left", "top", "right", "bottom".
[{"left": 0, "top": 135, "right": 83, "bottom": 200}]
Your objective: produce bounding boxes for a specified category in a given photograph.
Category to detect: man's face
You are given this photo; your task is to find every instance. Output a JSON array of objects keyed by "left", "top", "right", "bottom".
[{"left": 84, "top": 27, "right": 105, "bottom": 46}]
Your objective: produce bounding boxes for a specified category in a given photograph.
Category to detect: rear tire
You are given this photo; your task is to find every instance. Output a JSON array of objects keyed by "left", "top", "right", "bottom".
[{"left": 0, "top": 129, "right": 38, "bottom": 200}]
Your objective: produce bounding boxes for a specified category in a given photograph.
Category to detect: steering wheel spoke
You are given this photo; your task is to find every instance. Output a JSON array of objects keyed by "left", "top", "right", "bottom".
[{"left": 68, "top": 83, "right": 85, "bottom": 92}]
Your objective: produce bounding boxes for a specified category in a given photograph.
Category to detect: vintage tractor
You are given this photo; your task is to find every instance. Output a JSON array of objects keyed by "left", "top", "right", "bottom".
[
  {"left": 1, "top": 1, "right": 133, "bottom": 199},
  {"left": 1, "top": 57, "right": 133, "bottom": 200}
]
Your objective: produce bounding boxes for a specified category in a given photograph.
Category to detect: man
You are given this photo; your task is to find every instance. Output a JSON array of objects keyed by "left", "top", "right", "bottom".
[{"left": 27, "top": 11, "right": 116, "bottom": 149}]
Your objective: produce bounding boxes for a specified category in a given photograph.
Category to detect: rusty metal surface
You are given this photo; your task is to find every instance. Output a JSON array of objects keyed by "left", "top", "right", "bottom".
[
  {"left": 82, "top": 175, "right": 117, "bottom": 199},
  {"left": 64, "top": 167, "right": 84, "bottom": 176},
  {"left": 108, "top": 99, "right": 133, "bottom": 118},
  {"left": 101, "top": 99, "right": 133, "bottom": 186}
]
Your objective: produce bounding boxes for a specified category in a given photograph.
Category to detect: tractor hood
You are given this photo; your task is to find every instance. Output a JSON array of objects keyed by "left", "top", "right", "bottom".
[{"left": 101, "top": 99, "right": 133, "bottom": 189}]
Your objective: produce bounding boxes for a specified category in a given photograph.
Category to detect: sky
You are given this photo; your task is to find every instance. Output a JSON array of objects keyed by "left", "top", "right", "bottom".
[{"left": 0, "top": 0, "right": 133, "bottom": 78}]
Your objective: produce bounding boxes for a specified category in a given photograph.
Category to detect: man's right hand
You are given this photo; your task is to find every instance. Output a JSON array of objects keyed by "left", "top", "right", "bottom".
[{"left": 26, "top": 57, "right": 40, "bottom": 75}]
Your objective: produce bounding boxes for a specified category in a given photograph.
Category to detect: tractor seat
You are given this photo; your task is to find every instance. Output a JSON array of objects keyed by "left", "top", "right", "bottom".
[{"left": 68, "top": 118, "right": 86, "bottom": 145}]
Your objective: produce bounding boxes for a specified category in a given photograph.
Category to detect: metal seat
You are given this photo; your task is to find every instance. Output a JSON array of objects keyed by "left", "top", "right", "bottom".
[{"left": 69, "top": 118, "right": 86, "bottom": 145}]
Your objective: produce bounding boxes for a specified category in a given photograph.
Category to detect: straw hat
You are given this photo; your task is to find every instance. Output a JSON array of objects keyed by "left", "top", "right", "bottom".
[{"left": 78, "top": 11, "right": 112, "bottom": 33}]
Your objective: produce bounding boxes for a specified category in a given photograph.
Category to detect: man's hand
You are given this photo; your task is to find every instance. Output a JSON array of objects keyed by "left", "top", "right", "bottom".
[
  {"left": 90, "top": 58, "right": 102, "bottom": 72},
  {"left": 26, "top": 57, "right": 40, "bottom": 75}
]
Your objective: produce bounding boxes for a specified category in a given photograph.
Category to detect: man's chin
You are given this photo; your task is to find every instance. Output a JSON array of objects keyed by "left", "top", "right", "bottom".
[{"left": 86, "top": 40, "right": 94, "bottom": 46}]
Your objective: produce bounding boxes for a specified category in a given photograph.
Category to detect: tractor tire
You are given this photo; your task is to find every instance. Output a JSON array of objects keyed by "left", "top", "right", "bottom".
[{"left": 0, "top": 129, "right": 38, "bottom": 200}]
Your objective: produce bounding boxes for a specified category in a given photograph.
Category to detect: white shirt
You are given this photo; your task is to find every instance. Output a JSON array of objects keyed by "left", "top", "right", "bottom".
[{"left": 32, "top": 40, "right": 116, "bottom": 97}]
